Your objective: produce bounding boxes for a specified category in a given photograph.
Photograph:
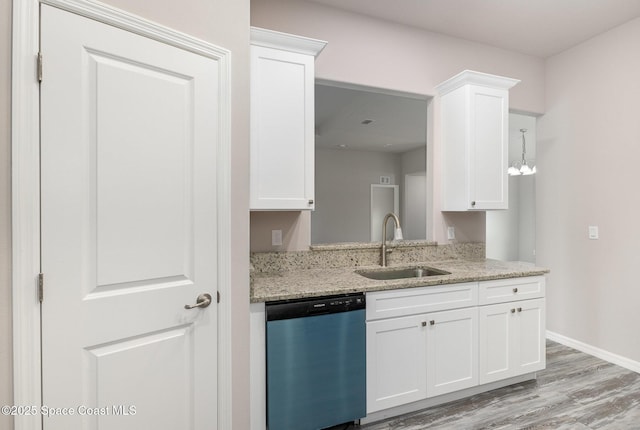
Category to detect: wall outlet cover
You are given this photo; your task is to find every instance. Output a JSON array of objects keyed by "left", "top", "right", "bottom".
[
  {"left": 272, "top": 229, "right": 283, "bottom": 246},
  {"left": 447, "top": 226, "right": 455, "bottom": 240},
  {"left": 588, "top": 226, "right": 599, "bottom": 240}
]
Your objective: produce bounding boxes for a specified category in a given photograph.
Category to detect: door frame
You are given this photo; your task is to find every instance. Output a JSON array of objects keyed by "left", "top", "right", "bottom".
[{"left": 11, "top": 1, "right": 233, "bottom": 429}]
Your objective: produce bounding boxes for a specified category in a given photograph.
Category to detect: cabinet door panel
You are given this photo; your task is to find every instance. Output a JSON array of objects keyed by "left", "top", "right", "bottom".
[
  {"left": 479, "top": 302, "right": 514, "bottom": 384},
  {"left": 426, "top": 308, "right": 478, "bottom": 397},
  {"left": 250, "top": 45, "right": 315, "bottom": 210},
  {"left": 469, "top": 85, "right": 508, "bottom": 210},
  {"left": 515, "top": 298, "right": 546, "bottom": 375},
  {"left": 366, "top": 315, "right": 427, "bottom": 413}
]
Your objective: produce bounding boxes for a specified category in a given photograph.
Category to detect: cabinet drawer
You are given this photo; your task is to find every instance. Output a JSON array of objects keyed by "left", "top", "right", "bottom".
[
  {"left": 479, "top": 276, "right": 545, "bottom": 305},
  {"left": 366, "top": 282, "right": 478, "bottom": 321}
]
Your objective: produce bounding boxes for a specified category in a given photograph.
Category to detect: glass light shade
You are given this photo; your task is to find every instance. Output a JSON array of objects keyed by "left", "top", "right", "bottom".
[
  {"left": 508, "top": 165, "right": 521, "bottom": 176},
  {"left": 519, "top": 164, "right": 533, "bottom": 175}
]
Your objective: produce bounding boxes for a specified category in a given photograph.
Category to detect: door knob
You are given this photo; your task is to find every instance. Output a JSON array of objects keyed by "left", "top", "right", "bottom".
[{"left": 185, "top": 293, "right": 212, "bottom": 309}]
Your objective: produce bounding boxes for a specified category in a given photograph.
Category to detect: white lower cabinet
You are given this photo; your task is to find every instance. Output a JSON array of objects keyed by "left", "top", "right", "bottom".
[
  {"left": 366, "top": 314, "right": 427, "bottom": 412},
  {"left": 366, "top": 308, "right": 478, "bottom": 413},
  {"left": 366, "top": 302, "right": 478, "bottom": 413},
  {"left": 479, "top": 298, "right": 546, "bottom": 384},
  {"left": 366, "top": 276, "right": 545, "bottom": 416}
]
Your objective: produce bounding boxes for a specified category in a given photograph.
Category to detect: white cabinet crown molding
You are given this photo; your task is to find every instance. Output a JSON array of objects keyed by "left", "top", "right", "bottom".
[
  {"left": 435, "top": 69, "right": 520, "bottom": 96},
  {"left": 250, "top": 26, "right": 327, "bottom": 57}
]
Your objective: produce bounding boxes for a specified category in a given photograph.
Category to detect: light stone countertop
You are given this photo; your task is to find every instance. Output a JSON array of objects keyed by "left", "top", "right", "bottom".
[{"left": 250, "top": 258, "right": 550, "bottom": 303}]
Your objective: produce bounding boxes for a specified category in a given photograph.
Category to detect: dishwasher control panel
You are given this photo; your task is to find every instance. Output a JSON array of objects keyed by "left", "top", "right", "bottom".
[{"left": 266, "top": 293, "right": 366, "bottom": 321}]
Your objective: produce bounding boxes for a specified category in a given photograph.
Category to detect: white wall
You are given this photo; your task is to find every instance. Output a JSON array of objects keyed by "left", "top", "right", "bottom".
[
  {"left": 3, "top": 1, "right": 251, "bottom": 429},
  {"left": 250, "top": 0, "right": 546, "bottom": 250},
  {"left": 312, "top": 148, "right": 402, "bottom": 244},
  {"left": 486, "top": 176, "right": 521, "bottom": 261},
  {"left": 251, "top": 0, "right": 545, "bottom": 113},
  {"left": 538, "top": 16, "right": 640, "bottom": 361},
  {"left": 486, "top": 114, "right": 536, "bottom": 263},
  {"left": 401, "top": 147, "right": 427, "bottom": 239}
]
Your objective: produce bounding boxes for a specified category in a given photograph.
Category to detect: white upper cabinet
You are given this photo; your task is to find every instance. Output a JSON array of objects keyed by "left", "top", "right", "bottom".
[
  {"left": 250, "top": 27, "right": 326, "bottom": 210},
  {"left": 436, "top": 70, "right": 519, "bottom": 211}
]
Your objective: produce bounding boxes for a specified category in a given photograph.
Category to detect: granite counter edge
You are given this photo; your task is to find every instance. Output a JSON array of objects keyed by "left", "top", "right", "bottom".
[{"left": 250, "top": 268, "right": 550, "bottom": 303}]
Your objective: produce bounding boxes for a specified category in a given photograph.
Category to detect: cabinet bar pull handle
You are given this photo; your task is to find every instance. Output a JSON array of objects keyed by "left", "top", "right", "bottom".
[
  {"left": 517, "top": 307, "right": 522, "bottom": 313},
  {"left": 308, "top": 199, "right": 314, "bottom": 205},
  {"left": 471, "top": 201, "right": 476, "bottom": 207},
  {"left": 513, "top": 287, "right": 518, "bottom": 293},
  {"left": 429, "top": 320, "right": 435, "bottom": 326},
  {"left": 511, "top": 308, "right": 516, "bottom": 313},
  {"left": 421, "top": 321, "right": 427, "bottom": 327}
]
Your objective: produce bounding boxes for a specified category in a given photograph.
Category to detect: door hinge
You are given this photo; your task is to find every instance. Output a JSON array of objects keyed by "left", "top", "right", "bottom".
[
  {"left": 38, "top": 273, "right": 44, "bottom": 303},
  {"left": 217, "top": 291, "right": 220, "bottom": 303},
  {"left": 37, "top": 52, "right": 43, "bottom": 82}
]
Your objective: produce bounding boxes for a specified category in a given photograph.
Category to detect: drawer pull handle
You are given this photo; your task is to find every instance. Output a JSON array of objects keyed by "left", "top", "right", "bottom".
[
  {"left": 511, "top": 308, "right": 516, "bottom": 314},
  {"left": 513, "top": 288, "right": 518, "bottom": 293},
  {"left": 429, "top": 320, "right": 435, "bottom": 326},
  {"left": 421, "top": 321, "right": 427, "bottom": 327},
  {"left": 308, "top": 199, "right": 314, "bottom": 205},
  {"left": 517, "top": 307, "right": 522, "bottom": 313}
]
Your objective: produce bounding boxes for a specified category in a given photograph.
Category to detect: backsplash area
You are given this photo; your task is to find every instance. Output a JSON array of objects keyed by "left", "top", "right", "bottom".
[{"left": 250, "top": 242, "right": 485, "bottom": 273}]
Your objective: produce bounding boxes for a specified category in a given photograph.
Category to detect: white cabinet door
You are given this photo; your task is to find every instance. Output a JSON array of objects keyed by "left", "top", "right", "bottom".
[
  {"left": 366, "top": 315, "right": 427, "bottom": 413},
  {"left": 514, "top": 298, "right": 546, "bottom": 375},
  {"left": 479, "top": 298, "right": 546, "bottom": 385},
  {"left": 426, "top": 307, "right": 478, "bottom": 397},
  {"left": 437, "top": 71, "right": 518, "bottom": 211},
  {"left": 467, "top": 85, "right": 509, "bottom": 210},
  {"left": 478, "top": 302, "right": 514, "bottom": 384},
  {"left": 250, "top": 29, "right": 325, "bottom": 210}
]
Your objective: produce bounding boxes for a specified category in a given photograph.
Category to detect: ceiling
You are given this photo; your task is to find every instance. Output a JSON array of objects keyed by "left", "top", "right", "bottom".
[
  {"left": 313, "top": 1, "right": 640, "bottom": 153},
  {"left": 315, "top": 84, "right": 428, "bottom": 153},
  {"left": 304, "top": 0, "right": 640, "bottom": 58}
]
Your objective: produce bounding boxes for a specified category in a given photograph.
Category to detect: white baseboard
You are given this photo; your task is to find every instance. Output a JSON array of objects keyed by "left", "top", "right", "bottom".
[{"left": 546, "top": 330, "right": 640, "bottom": 374}]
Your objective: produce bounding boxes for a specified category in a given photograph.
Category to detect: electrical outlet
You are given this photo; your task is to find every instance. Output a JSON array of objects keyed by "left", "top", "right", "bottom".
[
  {"left": 272, "top": 229, "right": 283, "bottom": 246},
  {"left": 447, "top": 226, "right": 455, "bottom": 240},
  {"left": 588, "top": 226, "right": 599, "bottom": 240}
]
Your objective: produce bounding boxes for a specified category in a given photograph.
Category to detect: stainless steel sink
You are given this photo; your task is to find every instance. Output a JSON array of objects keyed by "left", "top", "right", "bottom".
[{"left": 356, "top": 266, "right": 451, "bottom": 280}]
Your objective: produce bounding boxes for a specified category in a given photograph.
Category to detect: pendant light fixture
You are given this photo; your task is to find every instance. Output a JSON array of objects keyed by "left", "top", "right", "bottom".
[{"left": 508, "top": 128, "right": 536, "bottom": 176}]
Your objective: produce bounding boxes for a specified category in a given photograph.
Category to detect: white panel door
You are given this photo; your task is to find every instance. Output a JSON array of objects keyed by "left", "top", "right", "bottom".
[
  {"left": 366, "top": 315, "right": 427, "bottom": 413},
  {"left": 40, "top": 5, "right": 218, "bottom": 429}
]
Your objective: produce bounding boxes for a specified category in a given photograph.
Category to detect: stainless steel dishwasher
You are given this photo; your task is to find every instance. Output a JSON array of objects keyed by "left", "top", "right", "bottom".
[{"left": 266, "top": 293, "right": 366, "bottom": 430}]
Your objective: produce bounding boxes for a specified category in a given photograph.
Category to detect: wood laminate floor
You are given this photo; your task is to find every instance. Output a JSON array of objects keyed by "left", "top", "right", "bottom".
[{"left": 359, "top": 340, "right": 640, "bottom": 429}]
